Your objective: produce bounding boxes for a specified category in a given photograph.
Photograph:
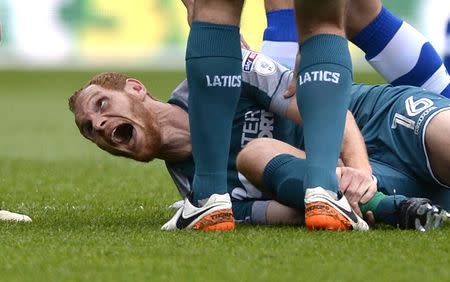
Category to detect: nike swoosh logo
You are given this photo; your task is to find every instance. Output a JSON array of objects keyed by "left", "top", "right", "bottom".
[
  {"left": 176, "top": 206, "right": 216, "bottom": 229},
  {"left": 331, "top": 201, "right": 359, "bottom": 223},
  {"left": 313, "top": 195, "right": 359, "bottom": 223}
]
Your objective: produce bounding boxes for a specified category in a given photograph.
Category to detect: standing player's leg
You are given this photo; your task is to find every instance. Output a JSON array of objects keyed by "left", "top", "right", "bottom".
[
  {"left": 261, "top": 0, "right": 298, "bottom": 69},
  {"left": 347, "top": 0, "right": 450, "bottom": 98},
  {"left": 445, "top": 18, "right": 450, "bottom": 72},
  {"left": 294, "top": 0, "right": 362, "bottom": 230},
  {"left": 162, "top": 0, "right": 244, "bottom": 231},
  {"left": 187, "top": 0, "right": 243, "bottom": 205}
]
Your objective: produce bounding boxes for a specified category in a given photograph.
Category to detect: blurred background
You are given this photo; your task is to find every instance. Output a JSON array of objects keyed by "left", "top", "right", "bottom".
[{"left": 0, "top": 0, "right": 449, "bottom": 71}]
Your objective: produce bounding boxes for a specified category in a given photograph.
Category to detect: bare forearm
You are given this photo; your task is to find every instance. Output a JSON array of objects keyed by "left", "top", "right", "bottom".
[{"left": 340, "top": 112, "right": 372, "bottom": 174}]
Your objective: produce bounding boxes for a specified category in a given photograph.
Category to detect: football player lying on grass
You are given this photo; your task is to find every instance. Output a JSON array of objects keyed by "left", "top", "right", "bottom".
[{"left": 68, "top": 50, "right": 449, "bottom": 231}]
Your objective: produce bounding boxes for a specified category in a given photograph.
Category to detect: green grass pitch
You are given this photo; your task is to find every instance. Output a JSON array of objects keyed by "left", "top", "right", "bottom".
[{"left": 0, "top": 70, "right": 449, "bottom": 282}]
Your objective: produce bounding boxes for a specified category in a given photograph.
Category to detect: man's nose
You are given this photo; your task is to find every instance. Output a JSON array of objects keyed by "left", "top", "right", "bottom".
[{"left": 93, "top": 117, "right": 107, "bottom": 130}]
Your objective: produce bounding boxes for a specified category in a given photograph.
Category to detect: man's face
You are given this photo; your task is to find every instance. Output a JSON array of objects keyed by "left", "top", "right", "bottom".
[{"left": 73, "top": 82, "right": 161, "bottom": 162}]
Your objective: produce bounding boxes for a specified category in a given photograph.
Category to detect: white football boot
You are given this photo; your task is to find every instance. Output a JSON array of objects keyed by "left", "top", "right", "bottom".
[
  {"left": 304, "top": 187, "right": 369, "bottom": 231},
  {"left": 161, "top": 193, "right": 235, "bottom": 231}
]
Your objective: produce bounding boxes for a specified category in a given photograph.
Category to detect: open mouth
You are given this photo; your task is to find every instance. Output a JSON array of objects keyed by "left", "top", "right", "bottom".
[{"left": 111, "top": 123, "right": 134, "bottom": 144}]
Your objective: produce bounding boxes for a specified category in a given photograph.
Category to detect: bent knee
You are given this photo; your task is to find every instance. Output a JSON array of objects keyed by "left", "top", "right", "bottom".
[
  {"left": 237, "top": 138, "right": 270, "bottom": 174},
  {"left": 237, "top": 138, "right": 281, "bottom": 187},
  {"left": 237, "top": 138, "right": 305, "bottom": 175}
]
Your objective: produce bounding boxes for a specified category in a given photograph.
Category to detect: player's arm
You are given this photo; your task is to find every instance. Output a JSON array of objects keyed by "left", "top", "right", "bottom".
[
  {"left": 336, "top": 113, "right": 376, "bottom": 210},
  {"left": 340, "top": 111, "right": 372, "bottom": 175}
]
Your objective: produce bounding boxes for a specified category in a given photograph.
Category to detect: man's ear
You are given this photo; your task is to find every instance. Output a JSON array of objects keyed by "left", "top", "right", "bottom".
[{"left": 124, "top": 78, "right": 147, "bottom": 101}]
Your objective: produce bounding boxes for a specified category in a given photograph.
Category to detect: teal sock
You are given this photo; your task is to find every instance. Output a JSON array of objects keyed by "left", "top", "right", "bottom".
[
  {"left": 360, "top": 192, "right": 385, "bottom": 215},
  {"left": 262, "top": 154, "right": 306, "bottom": 212},
  {"left": 360, "top": 192, "right": 407, "bottom": 227},
  {"left": 186, "top": 21, "right": 242, "bottom": 205},
  {"left": 297, "top": 35, "right": 352, "bottom": 192}
]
